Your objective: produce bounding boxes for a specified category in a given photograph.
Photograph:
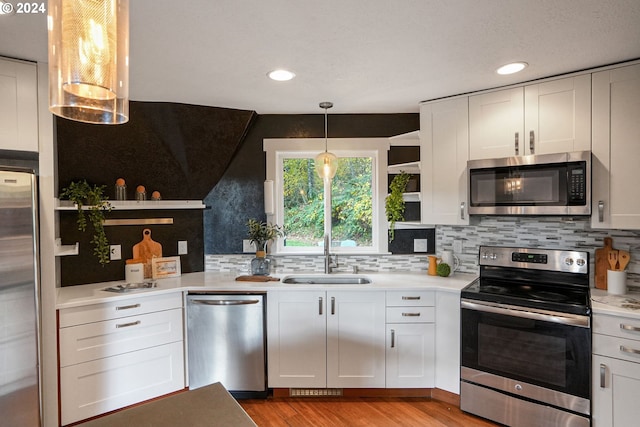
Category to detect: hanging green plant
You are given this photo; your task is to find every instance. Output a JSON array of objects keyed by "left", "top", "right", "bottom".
[
  {"left": 60, "top": 180, "right": 112, "bottom": 266},
  {"left": 385, "top": 171, "right": 411, "bottom": 243}
]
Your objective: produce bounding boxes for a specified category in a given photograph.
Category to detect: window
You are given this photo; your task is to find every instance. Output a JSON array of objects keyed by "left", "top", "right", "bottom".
[{"left": 264, "top": 138, "right": 389, "bottom": 254}]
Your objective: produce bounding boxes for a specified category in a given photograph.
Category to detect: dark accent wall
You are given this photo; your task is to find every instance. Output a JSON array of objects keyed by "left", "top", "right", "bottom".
[{"left": 204, "top": 113, "right": 420, "bottom": 254}]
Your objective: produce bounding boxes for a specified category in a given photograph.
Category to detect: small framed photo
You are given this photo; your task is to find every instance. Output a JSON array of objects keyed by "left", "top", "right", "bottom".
[{"left": 151, "top": 256, "right": 181, "bottom": 279}]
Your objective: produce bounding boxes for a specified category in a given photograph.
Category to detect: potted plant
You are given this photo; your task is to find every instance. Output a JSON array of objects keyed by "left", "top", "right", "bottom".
[
  {"left": 246, "top": 219, "right": 284, "bottom": 275},
  {"left": 385, "top": 171, "right": 411, "bottom": 242},
  {"left": 60, "top": 180, "right": 112, "bottom": 265}
]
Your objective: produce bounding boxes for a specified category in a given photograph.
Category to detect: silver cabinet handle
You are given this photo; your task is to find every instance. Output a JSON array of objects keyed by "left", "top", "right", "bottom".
[
  {"left": 620, "top": 345, "right": 640, "bottom": 355},
  {"left": 600, "top": 363, "right": 606, "bottom": 388},
  {"left": 319, "top": 297, "right": 323, "bottom": 315},
  {"left": 460, "top": 202, "right": 465, "bottom": 220},
  {"left": 514, "top": 132, "right": 519, "bottom": 155},
  {"left": 331, "top": 296, "right": 335, "bottom": 315},
  {"left": 621, "top": 323, "right": 640, "bottom": 332},
  {"left": 116, "top": 303, "right": 140, "bottom": 311},
  {"left": 529, "top": 130, "right": 535, "bottom": 154},
  {"left": 116, "top": 320, "right": 140, "bottom": 329},
  {"left": 390, "top": 329, "right": 395, "bottom": 348},
  {"left": 598, "top": 200, "right": 604, "bottom": 223},
  {"left": 402, "top": 312, "right": 421, "bottom": 317},
  {"left": 402, "top": 296, "right": 421, "bottom": 301}
]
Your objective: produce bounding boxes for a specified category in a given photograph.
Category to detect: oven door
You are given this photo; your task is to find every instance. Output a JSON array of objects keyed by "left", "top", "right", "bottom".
[{"left": 461, "top": 299, "right": 591, "bottom": 403}]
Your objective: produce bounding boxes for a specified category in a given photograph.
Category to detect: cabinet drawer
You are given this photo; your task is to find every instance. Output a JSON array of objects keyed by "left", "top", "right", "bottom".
[
  {"left": 60, "top": 341, "right": 185, "bottom": 426},
  {"left": 593, "top": 333, "right": 640, "bottom": 364},
  {"left": 59, "top": 308, "right": 183, "bottom": 367},
  {"left": 386, "top": 306, "right": 435, "bottom": 323},
  {"left": 593, "top": 314, "right": 640, "bottom": 341},
  {"left": 59, "top": 292, "right": 183, "bottom": 327},
  {"left": 386, "top": 291, "right": 434, "bottom": 307}
]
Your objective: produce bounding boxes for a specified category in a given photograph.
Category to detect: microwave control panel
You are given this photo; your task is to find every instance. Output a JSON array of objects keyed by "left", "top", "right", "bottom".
[{"left": 568, "top": 164, "right": 586, "bottom": 204}]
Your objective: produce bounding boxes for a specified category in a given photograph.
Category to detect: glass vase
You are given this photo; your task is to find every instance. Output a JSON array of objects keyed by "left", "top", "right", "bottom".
[{"left": 251, "top": 243, "right": 271, "bottom": 276}]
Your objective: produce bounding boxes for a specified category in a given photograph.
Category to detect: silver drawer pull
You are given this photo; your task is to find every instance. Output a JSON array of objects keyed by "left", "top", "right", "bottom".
[
  {"left": 116, "top": 320, "right": 141, "bottom": 329},
  {"left": 116, "top": 303, "right": 141, "bottom": 311},
  {"left": 600, "top": 364, "right": 606, "bottom": 388},
  {"left": 401, "top": 296, "right": 421, "bottom": 301},
  {"left": 402, "top": 313, "right": 421, "bottom": 317},
  {"left": 620, "top": 345, "right": 640, "bottom": 355},
  {"left": 620, "top": 324, "right": 640, "bottom": 332},
  {"left": 390, "top": 329, "right": 395, "bottom": 348}
]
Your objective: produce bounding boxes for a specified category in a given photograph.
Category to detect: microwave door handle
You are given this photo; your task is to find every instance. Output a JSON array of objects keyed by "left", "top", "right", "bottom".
[
  {"left": 514, "top": 132, "right": 519, "bottom": 155},
  {"left": 529, "top": 130, "right": 535, "bottom": 154}
]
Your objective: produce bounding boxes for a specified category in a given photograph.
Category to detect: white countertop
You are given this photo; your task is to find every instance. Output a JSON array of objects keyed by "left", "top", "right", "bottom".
[
  {"left": 56, "top": 271, "right": 478, "bottom": 310},
  {"left": 591, "top": 288, "right": 640, "bottom": 320}
]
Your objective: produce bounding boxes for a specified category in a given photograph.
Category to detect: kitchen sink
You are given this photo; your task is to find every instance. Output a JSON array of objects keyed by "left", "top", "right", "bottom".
[
  {"left": 281, "top": 275, "right": 371, "bottom": 285},
  {"left": 102, "top": 281, "right": 158, "bottom": 293}
]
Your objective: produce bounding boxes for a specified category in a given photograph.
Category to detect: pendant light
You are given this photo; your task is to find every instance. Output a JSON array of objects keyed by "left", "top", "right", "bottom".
[
  {"left": 314, "top": 101, "right": 338, "bottom": 181},
  {"left": 48, "top": 0, "right": 130, "bottom": 124}
]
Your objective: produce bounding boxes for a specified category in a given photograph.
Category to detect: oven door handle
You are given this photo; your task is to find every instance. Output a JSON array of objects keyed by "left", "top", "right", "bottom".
[{"left": 461, "top": 299, "right": 590, "bottom": 328}]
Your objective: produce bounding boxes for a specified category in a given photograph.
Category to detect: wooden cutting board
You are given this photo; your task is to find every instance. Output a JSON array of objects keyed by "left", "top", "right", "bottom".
[
  {"left": 132, "top": 228, "right": 162, "bottom": 278},
  {"left": 235, "top": 275, "right": 280, "bottom": 282},
  {"left": 595, "top": 237, "right": 613, "bottom": 289}
]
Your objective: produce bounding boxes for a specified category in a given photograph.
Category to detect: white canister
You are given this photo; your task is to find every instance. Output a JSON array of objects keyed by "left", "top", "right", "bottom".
[
  {"left": 441, "top": 250, "right": 460, "bottom": 274},
  {"left": 125, "top": 263, "right": 145, "bottom": 284},
  {"left": 607, "top": 270, "right": 627, "bottom": 295}
]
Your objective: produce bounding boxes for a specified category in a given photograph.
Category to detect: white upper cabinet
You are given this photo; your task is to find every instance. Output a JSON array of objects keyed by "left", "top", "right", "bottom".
[
  {"left": 0, "top": 57, "right": 38, "bottom": 152},
  {"left": 469, "top": 74, "right": 591, "bottom": 160},
  {"left": 592, "top": 63, "right": 640, "bottom": 229},
  {"left": 420, "top": 97, "right": 469, "bottom": 225}
]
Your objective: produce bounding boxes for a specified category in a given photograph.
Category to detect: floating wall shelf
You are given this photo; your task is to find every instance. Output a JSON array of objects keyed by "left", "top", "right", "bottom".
[{"left": 55, "top": 199, "right": 206, "bottom": 211}]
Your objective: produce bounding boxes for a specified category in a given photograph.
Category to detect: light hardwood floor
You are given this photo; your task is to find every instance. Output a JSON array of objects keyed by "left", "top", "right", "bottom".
[{"left": 239, "top": 397, "right": 499, "bottom": 427}]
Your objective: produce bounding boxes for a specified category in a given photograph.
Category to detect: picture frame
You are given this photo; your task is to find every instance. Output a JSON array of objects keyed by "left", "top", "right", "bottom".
[{"left": 151, "top": 256, "right": 181, "bottom": 279}]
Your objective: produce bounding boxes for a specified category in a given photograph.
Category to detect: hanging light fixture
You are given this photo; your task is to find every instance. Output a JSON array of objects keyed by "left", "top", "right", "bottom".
[
  {"left": 48, "top": 0, "right": 130, "bottom": 124},
  {"left": 314, "top": 101, "right": 338, "bottom": 181}
]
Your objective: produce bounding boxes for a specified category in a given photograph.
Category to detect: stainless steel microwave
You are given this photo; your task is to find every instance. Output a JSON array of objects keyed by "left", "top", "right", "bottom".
[{"left": 467, "top": 151, "right": 591, "bottom": 216}]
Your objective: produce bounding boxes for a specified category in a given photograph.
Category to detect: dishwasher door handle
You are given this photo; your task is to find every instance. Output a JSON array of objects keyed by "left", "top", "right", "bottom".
[{"left": 190, "top": 299, "right": 261, "bottom": 306}]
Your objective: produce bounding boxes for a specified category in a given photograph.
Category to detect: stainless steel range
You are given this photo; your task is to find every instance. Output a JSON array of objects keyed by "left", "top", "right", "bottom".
[{"left": 460, "top": 246, "right": 591, "bottom": 427}]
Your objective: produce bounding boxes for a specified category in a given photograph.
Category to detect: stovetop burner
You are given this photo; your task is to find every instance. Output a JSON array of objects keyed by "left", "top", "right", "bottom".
[{"left": 462, "top": 246, "right": 591, "bottom": 316}]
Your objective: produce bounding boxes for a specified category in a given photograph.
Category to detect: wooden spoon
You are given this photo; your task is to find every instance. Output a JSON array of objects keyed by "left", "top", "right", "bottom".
[
  {"left": 618, "top": 250, "right": 631, "bottom": 271},
  {"left": 608, "top": 250, "right": 619, "bottom": 270}
]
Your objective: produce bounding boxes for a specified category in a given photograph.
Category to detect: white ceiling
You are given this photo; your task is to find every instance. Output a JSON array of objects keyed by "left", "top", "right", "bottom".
[{"left": 1, "top": 0, "right": 639, "bottom": 114}]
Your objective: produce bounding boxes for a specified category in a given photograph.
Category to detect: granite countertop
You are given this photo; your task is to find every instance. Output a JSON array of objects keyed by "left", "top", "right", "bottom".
[
  {"left": 591, "top": 287, "right": 640, "bottom": 320},
  {"left": 56, "top": 271, "right": 478, "bottom": 310}
]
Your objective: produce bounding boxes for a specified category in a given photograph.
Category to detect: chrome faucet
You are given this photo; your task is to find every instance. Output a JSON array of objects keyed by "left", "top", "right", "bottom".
[{"left": 323, "top": 234, "right": 337, "bottom": 274}]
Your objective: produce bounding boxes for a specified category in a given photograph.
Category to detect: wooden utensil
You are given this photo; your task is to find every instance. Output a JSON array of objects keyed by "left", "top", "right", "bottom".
[
  {"left": 618, "top": 250, "right": 631, "bottom": 271},
  {"left": 132, "top": 228, "right": 163, "bottom": 278},
  {"left": 608, "top": 250, "right": 619, "bottom": 270},
  {"left": 595, "top": 237, "right": 613, "bottom": 289}
]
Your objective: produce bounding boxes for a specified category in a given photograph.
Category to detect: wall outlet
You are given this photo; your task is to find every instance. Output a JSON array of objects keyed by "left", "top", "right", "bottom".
[
  {"left": 178, "top": 240, "right": 188, "bottom": 255},
  {"left": 110, "top": 245, "right": 121, "bottom": 260},
  {"left": 453, "top": 240, "right": 463, "bottom": 254},
  {"left": 242, "top": 239, "right": 254, "bottom": 253},
  {"left": 413, "top": 239, "right": 428, "bottom": 252}
]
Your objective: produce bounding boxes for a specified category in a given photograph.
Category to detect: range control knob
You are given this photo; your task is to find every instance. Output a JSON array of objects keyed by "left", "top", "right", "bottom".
[
  {"left": 564, "top": 257, "right": 574, "bottom": 266},
  {"left": 490, "top": 253, "right": 497, "bottom": 260},
  {"left": 515, "top": 384, "right": 523, "bottom": 392},
  {"left": 576, "top": 258, "right": 586, "bottom": 267}
]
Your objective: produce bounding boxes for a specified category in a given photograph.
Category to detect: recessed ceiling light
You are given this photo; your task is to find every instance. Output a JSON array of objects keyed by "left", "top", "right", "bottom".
[
  {"left": 496, "top": 62, "right": 528, "bottom": 75},
  {"left": 268, "top": 69, "right": 296, "bottom": 81}
]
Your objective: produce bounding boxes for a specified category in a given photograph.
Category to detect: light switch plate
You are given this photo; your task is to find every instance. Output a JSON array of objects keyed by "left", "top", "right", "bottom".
[
  {"left": 178, "top": 240, "right": 188, "bottom": 255},
  {"left": 413, "top": 239, "right": 428, "bottom": 252},
  {"left": 242, "top": 240, "right": 254, "bottom": 253},
  {"left": 110, "top": 245, "right": 121, "bottom": 260}
]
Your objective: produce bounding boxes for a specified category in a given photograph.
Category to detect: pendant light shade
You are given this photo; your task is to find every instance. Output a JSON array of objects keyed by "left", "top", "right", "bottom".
[
  {"left": 314, "top": 101, "right": 338, "bottom": 181},
  {"left": 48, "top": 0, "right": 130, "bottom": 124}
]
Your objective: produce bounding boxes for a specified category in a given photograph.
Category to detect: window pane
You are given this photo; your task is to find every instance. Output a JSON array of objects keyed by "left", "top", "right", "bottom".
[
  {"left": 331, "top": 157, "right": 373, "bottom": 247},
  {"left": 282, "top": 158, "right": 324, "bottom": 247}
]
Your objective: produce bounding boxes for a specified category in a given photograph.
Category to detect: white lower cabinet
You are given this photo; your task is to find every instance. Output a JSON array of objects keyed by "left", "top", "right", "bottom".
[
  {"left": 58, "top": 293, "right": 185, "bottom": 425},
  {"left": 385, "top": 291, "right": 435, "bottom": 388},
  {"left": 592, "top": 313, "right": 640, "bottom": 426},
  {"left": 267, "top": 290, "right": 386, "bottom": 389}
]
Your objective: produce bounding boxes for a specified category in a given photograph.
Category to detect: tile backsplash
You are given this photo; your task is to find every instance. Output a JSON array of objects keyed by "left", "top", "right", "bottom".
[{"left": 206, "top": 216, "right": 640, "bottom": 287}]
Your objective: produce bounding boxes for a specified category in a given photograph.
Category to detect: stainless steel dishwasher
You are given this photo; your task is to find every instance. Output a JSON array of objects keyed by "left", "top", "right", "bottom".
[{"left": 186, "top": 293, "right": 267, "bottom": 398}]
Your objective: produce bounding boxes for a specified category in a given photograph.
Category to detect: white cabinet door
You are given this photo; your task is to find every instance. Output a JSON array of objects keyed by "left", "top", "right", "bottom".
[
  {"left": 524, "top": 74, "right": 591, "bottom": 155},
  {"left": 469, "top": 87, "right": 523, "bottom": 160},
  {"left": 60, "top": 341, "right": 184, "bottom": 426},
  {"left": 420, "top": 97, "right": 469, "bottom": 225},
  {"left": 435, "top": 291, "right": 461, "bottom": 394},
  {"left": 267, "top": 290, "right": 327, "bottom": 388},
  {"left": 385, "top": 323, "right": 434, "bottom": 388},
  {"left": 592, "top": 64, "right": 640, "bottom": 229},
  {"left": 0, "top": 57, "right": 38, "bottom": 152},
  {"left": 592, "top": 354, "right": 640, "bottom": 427},
  {"left": 326, "top": 291, "right": 386, "bottom": 388}
]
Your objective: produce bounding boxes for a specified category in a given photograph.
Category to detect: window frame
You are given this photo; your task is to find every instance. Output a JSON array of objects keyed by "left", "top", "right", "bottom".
[{"left": 264, "top": 138, "right": 389, "bottom": 255}]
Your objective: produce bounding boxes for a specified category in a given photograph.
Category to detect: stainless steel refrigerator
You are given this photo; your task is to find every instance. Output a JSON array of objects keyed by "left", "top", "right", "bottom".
[{"left": 0, "top": 167, "right": 41, "bottom": 426}]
